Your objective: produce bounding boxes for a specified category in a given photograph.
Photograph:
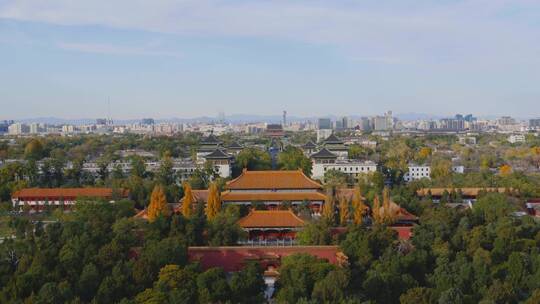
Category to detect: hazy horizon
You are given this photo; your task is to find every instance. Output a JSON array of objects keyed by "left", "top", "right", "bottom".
[{"left": 1, "top": 1, "right": 540, "bottom": 118}]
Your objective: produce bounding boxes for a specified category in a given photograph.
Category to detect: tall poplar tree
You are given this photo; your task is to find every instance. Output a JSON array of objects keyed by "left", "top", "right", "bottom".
[
  {"left": 148, "top": 184, "right": 169, "bottom": 222},
  {"left": 322, "top": 190, "right": 335, "bottom": 225},
  {"left": 352, "top": 186, "right": 367, "bottom": 225},
  {"left": 339, "top": 195, "right": 349, "bottom": 226},
  {"left": 372, "top": 195, "right": 381, "bottom": 224},
  {"left": 182, "top": 182, "right": 194, "bottom": 218},
  {"left": 205, "top": 182, "right": 221, "bottom": 220}
]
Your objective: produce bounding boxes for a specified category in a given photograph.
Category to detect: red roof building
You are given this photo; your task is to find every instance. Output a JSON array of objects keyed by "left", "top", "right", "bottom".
[
  {"left": 238, "top": 210, "right": 305, "bottom": 243},
  {"left": 526, "top": 199, "right": 540, "bottom": 217},
  {"left": 12, "top": 187, "right": 129, "bottom": 212},
  {"left": 223, "top": 170, "right": 326, "bottom": 214},
  {"left": 417, "top": 187, "right": 517, "bottom": 205}
]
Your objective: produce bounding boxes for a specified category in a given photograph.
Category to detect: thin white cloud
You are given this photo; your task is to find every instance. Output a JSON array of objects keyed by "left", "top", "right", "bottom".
[
  {"left": 1, "top": 0, "right": 539, "bottom": 64},
  {"left": 57, "top": 42, "right": 182, "bottom": 58}
]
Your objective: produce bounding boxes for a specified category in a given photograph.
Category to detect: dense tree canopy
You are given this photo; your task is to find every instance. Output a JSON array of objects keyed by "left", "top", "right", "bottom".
[{"left": 277, "top": 146, "right": 312, "bottom": 176}]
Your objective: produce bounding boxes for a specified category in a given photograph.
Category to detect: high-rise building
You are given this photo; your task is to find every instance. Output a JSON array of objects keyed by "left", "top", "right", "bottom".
[
  {"left": 359, "top": 117, "right": 372, "bottom": 131},
  {"left": 497, "top": 116, "right": 515, "bottom": 126},
  {"left": 30, "top": 123, "right": 39, "bottom": 134},
  {"left": 464, "top": 114, "right": 476, "bottom": 122},
  {"left": 218, "top": 111, "right": 226, "bottom": 123},
  {"left": 341, "top": 116, "right": 353, "bottom": 129},
  {"left": 0, "top": 120, "right": 12, "bottom": 133},
  {"left": 529, "top": 118, "right": 540, "bottom": 128},
  {"left": 439, "top": 118, "right": 465, "bottom": 131},
  {"left": 8, "top": 123, "right": 27, "bottom": 135},
  {"left": 283, "top": 111, "right": 287, "bottom": 126},
  {"left": 62, "top": 125, "right": 75, "bottom": 133},
  {"left": 373, "top": 111, "right": 393, "bottom": 131},
  {"left": 318, "top": 118, "right": 332, "bottom": 130},
  {"left": 141, "top": 118, "right": 155, "bottom": 125}
]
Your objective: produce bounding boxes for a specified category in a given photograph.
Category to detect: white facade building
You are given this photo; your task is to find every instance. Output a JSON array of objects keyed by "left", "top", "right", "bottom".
[
  {"left": 8, "top": 123, "right": 24, "bottom": 135},
  {"left": 508, "top": 134, "right": 526, "bottom": 144},
  {"left": 404, "top": 164, "right": 431, "bottom": 182},
  {"left": 310, "top": 148, "right": 377, "bottom": 180},
  {"left": 452, "top": 165, "right": 465, "bottom": 174},
  {"left": 312, "top": 161, "right": 377, "bottom": 181}
]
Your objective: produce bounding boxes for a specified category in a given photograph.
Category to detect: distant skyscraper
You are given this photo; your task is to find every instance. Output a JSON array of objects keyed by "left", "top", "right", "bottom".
[
  {"left": 283, "top": 110, "right": 287, "bottom": 126},
  {"left": 318, "top": 118, "right": 332, "bottom": 130},
  {"left": 8, "top": 123, "right": 27, "bottom": 135},
  {"left": 30, "top": 123, "right": 39, "bottom": 134},
  {"left": 0, "top": 120, "right": 12, "bottom": 133},
  {"left": 341, "top": 116, "right": 348, "bottom": 129},
  {"left": 464, "top": 114, "right": 476, "bottom": 122},
  {"left": 497, "top": 116, "right": 515, "bottom": 126},
  {"left": 373, "top": 111, "right": 394, "bottom": 131},
  {"left": 218, "top": 111, "right": 226, "bottom": 123},
  {"left": 141, "top": 118, "right": 155, "bottom": 125},
  {"left": 530, "top": 118, "right": 540, "bottom": 128},
  {"left": 359, "top": 117, "right": 372, "bottom": 131},
  {"left": 439, "top": 118, "right": 465, "bottom": 130}
]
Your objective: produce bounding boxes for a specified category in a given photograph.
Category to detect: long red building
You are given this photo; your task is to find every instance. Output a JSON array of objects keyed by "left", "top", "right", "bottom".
[
  {"left": 188, "top": 246, "right": 346, "bottom": 273},
  {"left": 12, "top": 188, "right": 129, "bottom": 212}
]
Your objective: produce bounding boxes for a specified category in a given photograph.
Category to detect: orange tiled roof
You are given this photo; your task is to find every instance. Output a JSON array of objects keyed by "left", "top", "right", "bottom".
[
  {"left": 373, "top": 201, "right": 418, "bottom": 222},
  {"left": 417, "top": 187, "right": 514, "bottom": 197},
  {"left": 134, "top": 208, "right": 149, "bottom": 220},
  {"left": 12, "top": 188, "right": 129, "bottom": 199},
  {"left": 179, "top": 190, "right": 209, "bottom": 203},
  {"left": 221, "top": 191, "right": 326, "bottom": 202},
  {"left": 226, "top": 170, "right": 322, "bottom": 190},
  {"left": 395, "top": 207, "right": 419, "bottom": 221},
  {"left": 335, "top": 188, "right": 366, "bottom": 201},
  {"left": 238, "top": 210, "right": 305, "bottom": 228}
]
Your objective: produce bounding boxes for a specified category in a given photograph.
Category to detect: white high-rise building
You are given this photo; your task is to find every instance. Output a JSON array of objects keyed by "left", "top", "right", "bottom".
[
  {"left": 30, "top": 123, "right": 39, "bottom": 134},
  {"left": 373, "top": 111, "right": 394, "bottom": 131},
  {"left": 8, "top": 123, "right": 24, "bottom": 135}
]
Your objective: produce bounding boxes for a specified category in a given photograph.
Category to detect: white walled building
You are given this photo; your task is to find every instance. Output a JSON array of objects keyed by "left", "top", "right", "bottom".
[
  {"left": 203, "top": 149, "right": 232, "bottom": 178},
  {"left": 508, "top": 134, "right": 526, "bottom": 144},
  {"left": 8, "top": 123, "right": 25, "bottom": 135},
  {"left": 452, "top": 165, "right": 465, "bottom": 174},
  {"left": 404, "top": 164, "right": 431, "bottom": 182},
  {"left": 310, "top": 148, "right": 377, "bottom": 180}
]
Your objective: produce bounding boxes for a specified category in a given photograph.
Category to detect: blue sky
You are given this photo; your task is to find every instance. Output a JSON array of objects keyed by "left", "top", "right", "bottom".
[{"left": 1, "top": 0, "right": 539, "bottom": 119}]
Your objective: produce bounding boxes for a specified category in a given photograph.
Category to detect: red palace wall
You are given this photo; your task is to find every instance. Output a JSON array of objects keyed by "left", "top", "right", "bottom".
[
  {"left": 247, "top": 230, "right": 297, "bottom": 240},
  {"left": 188, "top": 246, "right": 341, "bottom": 272}
]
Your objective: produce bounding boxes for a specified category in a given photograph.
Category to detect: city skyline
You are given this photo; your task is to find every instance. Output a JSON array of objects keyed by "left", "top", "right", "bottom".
[{"left": 2, "top": 1, "right": 540, "bottom": 118}]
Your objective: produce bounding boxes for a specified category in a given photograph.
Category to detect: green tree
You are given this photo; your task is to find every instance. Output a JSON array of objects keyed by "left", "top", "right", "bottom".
[
  {"left": 234, "top": 147, "right": 272, "bottom": 174},
  {"left": 197, "top": 268, "right": 231, "bottom": 303},
  {"left": 276, "top": 254, "right": 336, "bottom": 303},
  {"left": 24, "top": 139, "right": 45, "bottom": 160},
  {"left": 230, "top": 262, "right": 266, "bottom": 304},
  {"left": 277, "top": 146, "right": 312, "bottom": 176},
  {"left": 311, "top": 269, "right": 350, "bottom": 303},
  {"left": 297, "top": 220, "right": 332, "bottom": 245}
]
